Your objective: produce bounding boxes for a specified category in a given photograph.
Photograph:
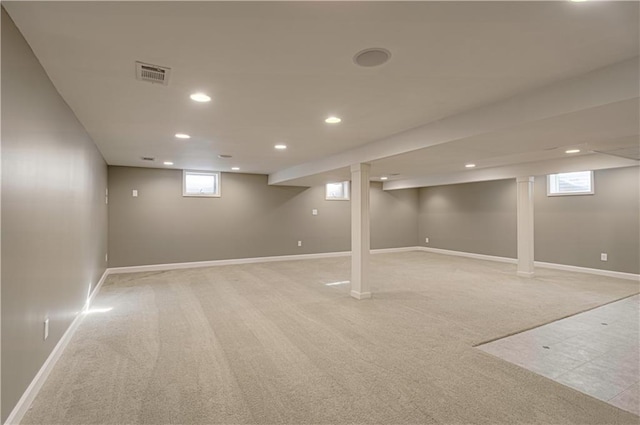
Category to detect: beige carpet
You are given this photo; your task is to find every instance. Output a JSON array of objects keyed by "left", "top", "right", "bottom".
[{"left": 22, "top": 251, "right": 639, "bottom": 424}]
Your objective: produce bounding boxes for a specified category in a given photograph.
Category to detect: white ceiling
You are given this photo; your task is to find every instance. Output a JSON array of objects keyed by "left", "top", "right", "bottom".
[{"left": 4, "top": 1, "right": 639, "bottom": 188}]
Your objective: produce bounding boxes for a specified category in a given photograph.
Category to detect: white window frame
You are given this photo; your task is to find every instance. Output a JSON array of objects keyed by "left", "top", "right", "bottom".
[
  {"left": 182, "top": 170, "right": 220, "bottom": 197},
  {"left": 325, "top": 181, "right": 350, "bottom": 201},
  {"left": 547, "top": 171, "right": 594, "bottom": 197}
]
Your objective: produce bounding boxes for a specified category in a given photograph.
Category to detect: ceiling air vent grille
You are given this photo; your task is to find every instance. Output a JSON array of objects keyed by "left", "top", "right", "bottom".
[
  {"left": 141, "top": 157, "right": 155, "bottom": 162},
  {"left": 135, "top": 61, "right": 171, "bottom": 85}
]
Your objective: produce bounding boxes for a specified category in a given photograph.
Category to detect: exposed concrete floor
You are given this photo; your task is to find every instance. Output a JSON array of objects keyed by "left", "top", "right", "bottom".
[{"left": 22, "top": 252, "right": 640, "bottom": 424}]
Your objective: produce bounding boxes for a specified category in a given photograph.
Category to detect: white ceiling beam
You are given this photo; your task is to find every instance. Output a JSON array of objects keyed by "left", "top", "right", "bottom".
[
  {"left": 382, "top": 154, "right": 638, "bottom": 190},
  {"left": 269, "top": 58, "right": 639, "bottom": 186}
]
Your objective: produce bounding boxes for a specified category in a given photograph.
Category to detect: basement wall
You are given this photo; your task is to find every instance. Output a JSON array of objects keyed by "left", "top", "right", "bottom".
[
  {"left": 418, "top": 167, "right": 640, "bottom": 274},
  {"left": 1, "top": 8, "right": 108, "bottom": 422},
  {"left": 107, "top": 167, "right": 419, "bottom": 267},
  {"left": 534, "top": 166, "right": 639, "bottom": 274},
  {"left": 418, "top": 179, "right": 518, "bottom": 259}
]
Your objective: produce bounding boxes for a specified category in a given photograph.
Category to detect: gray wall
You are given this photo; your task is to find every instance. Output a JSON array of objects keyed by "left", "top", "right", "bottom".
[
  {"left": 1, "top": 9, "right": 108, "bottom": 422},
  {"left": 418, "top": 179, "right": 517, "bottom": 258},
  {"left": 535, "top": 166, "right": 640, "bottom": 274},
  {"left": 108, "top": 167, "right": 419, "bottom": 267}
]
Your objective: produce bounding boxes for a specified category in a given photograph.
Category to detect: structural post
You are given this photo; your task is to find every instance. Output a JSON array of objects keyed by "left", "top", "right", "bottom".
[
  {"left": 516, "top": 176, "right": 535, "bottom": 278},
  {"left": 350, "top": 163, "right": 371, "bottom": 299}
]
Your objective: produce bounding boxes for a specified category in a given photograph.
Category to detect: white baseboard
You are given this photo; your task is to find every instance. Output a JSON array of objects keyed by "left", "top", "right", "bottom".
[
  {"left": 534, "top": 261, "right": 640, "bottom": 282},
  {"left": 418, "top": 246, "right": 517, "bottom": 264},
  {"left": 107, "top": 246, "right": 421, "bottom": 275},
  {"left": 418, "top": 246, "right": 639, "bottom": 281},
  {"left": 3, "top": 268, "right": 110, "bottom": 425}
]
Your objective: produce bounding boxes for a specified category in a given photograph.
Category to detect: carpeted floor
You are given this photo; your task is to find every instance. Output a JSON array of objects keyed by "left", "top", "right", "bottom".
[{"left": 22, "top": 251, "right": 640, "bottom": 424}]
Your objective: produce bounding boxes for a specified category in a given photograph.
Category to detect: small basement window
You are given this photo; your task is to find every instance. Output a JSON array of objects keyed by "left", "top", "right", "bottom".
[
  {"left": 326, "top": 181, "right": 350, "bottom": 200},
  {"left": 547, "top": 171, "right": 594, "bottom": 196},
  {"left": 183, "top": 170, "right": 220, "bottom": 197}
]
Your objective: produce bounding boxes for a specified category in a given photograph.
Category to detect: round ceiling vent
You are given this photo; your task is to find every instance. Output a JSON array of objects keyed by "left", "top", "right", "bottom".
[{"left": 353, "top": 48, "right": 391, "bottom": 67}]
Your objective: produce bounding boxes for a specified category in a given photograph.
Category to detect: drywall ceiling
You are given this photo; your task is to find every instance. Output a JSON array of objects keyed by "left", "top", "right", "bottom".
[{"left": 4, "top": 1, "right": 639, "bottom": 186}]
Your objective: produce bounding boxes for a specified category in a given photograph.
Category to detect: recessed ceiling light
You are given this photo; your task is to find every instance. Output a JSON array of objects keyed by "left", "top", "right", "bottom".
[
  {"left": 380, "top": 176, "right": 388, "bottom": 181},
  {"left": 274, "top": 144, "right": 287, "bottom": 150},
  {"left": 190, "top": 93, "right": 211, "bottom": 102},
  {"left": 353, "top": 48, "right": 391, "bottom": 67},
  {"left": 163, "top": 161, "right": 173, "bottom": 166},
  {"left": 325, "top": 116, "right": 342, "bottom": 124},
  {"left": 175, "top": 133, "right": 190, "bottom": 139},
  {"left": 565, "top": 149, "right": 581, "bottom": 154},
  {"left": 465, "top": 163, "right": 476, "bottom": 168},
  {"left": 231, "top": 167, "right": 240, "bottom": 171},
  {"left": 218, "top": 154, "right": 232, "bottom": 159}
]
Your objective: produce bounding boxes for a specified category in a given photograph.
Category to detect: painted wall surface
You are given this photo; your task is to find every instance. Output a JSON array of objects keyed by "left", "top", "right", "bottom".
[
  {"left": 418, "top": 179, "right": 518, "bottom": 258},
  {"left": 534, "top": 166, "right": 640, "bottom": 274},
  {"left": 1, "top": 9, "right": 108, "bottom": 422},
  {"left": 108, "top": 167, "right": 419, "bottom": 267}
]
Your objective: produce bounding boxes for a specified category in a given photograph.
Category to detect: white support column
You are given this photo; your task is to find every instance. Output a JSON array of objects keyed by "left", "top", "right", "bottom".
[
  {"left": 516, "top": 176, "right": 535, "bottom": 278},
  {"left": 350, "top": 163, "right": 371, "bottom": 299}
]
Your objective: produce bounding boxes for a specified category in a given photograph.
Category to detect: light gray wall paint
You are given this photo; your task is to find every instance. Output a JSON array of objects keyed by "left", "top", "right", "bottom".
[
  {"left": 418, "top": 179, "right": 518, "bottom": 258},
  {"left": 534, "top": 166, "right": 640, "bottom": 274},
  {"left": 1, "top": 9, "right": 108, "bottom": 422},
  {"left": 108, "top": 167, "right": 419, "bottom": 267},
  {"left": 371, "top": 182, "right": 419, "bottom": 249}
]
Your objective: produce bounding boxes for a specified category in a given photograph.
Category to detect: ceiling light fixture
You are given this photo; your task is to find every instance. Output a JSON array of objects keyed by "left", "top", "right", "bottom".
[
  {"left": 274, "top": 144, "right": 287, "bottom": 150},
  {"left": 175, "top": 133, "right": 190, "bottom": 139},
  {"left": 353, "top": 48, "right": 391, "bottom": 67},
  {"left": 190, "top": 93, "right": 211, "bottom": 102},
  {"left": 231, "top": 167, "right": 240, "bottom": 171},
  {"left": 325, "top": 116, "right": 342, "bottom": 124},
  {"left": 163, "top": 161, "right": 173, "bottom": 166},
  {"left": 465, "top": 164, "right": 476, "bottom": 168},
  {"left": 565, "top": 149, "right": 581, "bottom": 154},
  {"left": 380, "top": 176, "right": 388, "bottom": 181}
]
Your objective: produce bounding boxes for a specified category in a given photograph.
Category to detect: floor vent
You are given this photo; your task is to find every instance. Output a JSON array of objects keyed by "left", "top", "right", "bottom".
[{"left": 135, "top": 61, "right": 171, "bottom": 85}]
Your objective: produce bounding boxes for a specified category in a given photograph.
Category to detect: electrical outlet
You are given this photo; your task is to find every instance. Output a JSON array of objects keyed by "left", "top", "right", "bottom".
[
  {"left": 132, "top": 189, "right": 138, "bottom": 197},
  {"left": 105, "top": 253, "right": 108, "bottom": 263},
  {"left": 44, "top": 318, "right": 49, "bottom": 341},
  {"left": 425, "top": 237, "right": 429, "bottom": 243},
  {"left": 312, "top": 209, "right": 318, "bottom": 216},
  {"left": 601, "top": 253, "right": 608, "bottom": 261},
  {"left": 297, "top": 241, "right": 302, "bottom": 247}
]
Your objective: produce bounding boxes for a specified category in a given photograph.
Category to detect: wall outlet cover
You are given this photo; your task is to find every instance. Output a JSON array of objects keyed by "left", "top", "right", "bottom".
[
  {"left": 601, "top": 253, "right": 608, "bottom": 261},
  {"left": 44, "top": 318, "right": 49, "bottom": 341}
]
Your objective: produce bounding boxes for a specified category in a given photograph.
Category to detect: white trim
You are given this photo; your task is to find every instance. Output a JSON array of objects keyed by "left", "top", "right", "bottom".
[
  {"left": 371, "top": 247, "right": 418, "bottom": 255},
  {"left": 107, "top": 247, "right": 420, "bottom": 274},
  {"left": 419, "top": 246, "right": 517, "bottom": 264},
  {"left": 418, "top": 247, "right": 639, "bottom": 281},
  {"left": 3, "top": 268, "right": 110, "bottom": 425},
  {"left": 517, "top": 271, "right": 536, "bottom": 278},
  {"left": 350, "top": 290, "right": 372, "bottom": 300},
  {"left": 534, "top": 261, "right": 640, "bottom": 282}
]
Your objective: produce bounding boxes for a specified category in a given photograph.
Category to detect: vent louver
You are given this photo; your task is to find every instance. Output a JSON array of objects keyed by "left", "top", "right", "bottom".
[
  {"left": 141, "top": 157, "right": 155, "bottom": 162},
  {"left": 135, "top": 61, "right": 171, "bottom": 85}
]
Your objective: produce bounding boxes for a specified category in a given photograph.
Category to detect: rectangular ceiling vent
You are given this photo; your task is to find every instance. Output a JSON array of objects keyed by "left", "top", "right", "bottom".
[
  {"left": 135, "top": 61, "right": 171, "bottom": 85},
  {"left": 141, "top": 156, "right": 155, "bottom": 162}
]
